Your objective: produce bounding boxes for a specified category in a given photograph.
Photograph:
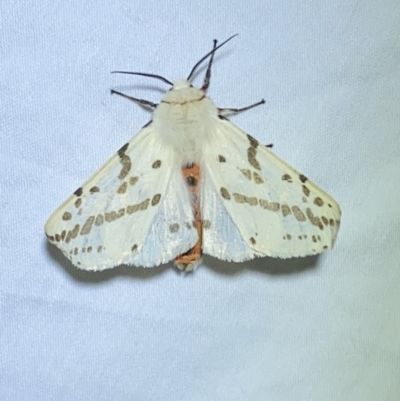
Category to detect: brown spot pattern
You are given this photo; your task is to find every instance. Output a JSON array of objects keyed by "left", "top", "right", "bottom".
[
  {"left": 253, "top": 172, "right": 264, "bottom": 184},
  {"left": 233, "top": 193, "right": 258, "bottom": 206},
  {"left": 282, "top": 174, "right": 293, "bottom": 183},
  {"left": 247, "top": 147, "right": 261, "bottom": 170},
  {"left": 314, "top": 197, "right": 324, "bottom": 206},
  {"left": 218, "top": 155, "right": 226, "bottom": 162},
  {"left": 302, "top": 185, "right": 310, "bottom": 197},
  {"left": 74, "top": 187, "right": 83, "bottom": 196},
  {"left": 259, "top": 199, "right": 280, "bottom": 212},
  {"left": 240, "top": 168, "right": 252, "bottom": 180},
  {"left": 95, "top": 214, "right": 104, "bottom": 226},
  {"left": 247, "top": 134, "right": 259, "bottom": 148},
  {"left": 151, "top": 194, "right": 161, "bottom": 206},
  {"left": 247, "top": 134, "right": 261, "bottom": 170},
  {"left": 152, "top": 160, "right": 162, "bottom": 169},
  {"left": 80, "top": 216, "right": 95, "bottom": 235},
  {"left": 202, "top": 219, "right": 211, "bottom": 229},
  {"left": 90, "top": 186, "right": 100, "bottom": 193},
  {"left": 281, "top": 204, "right": 291, "bottom": 217},
  {"left": 117, "top": 143, "right": 131, "bottom": 180},
  {"left": 105, "top": 208, "right": 125, "bottom": 222},
  {"left": 169, "top": 223, "right": 180, "bottom": 233},
  {"left": 250, "top": 237, "right": 256, "bottom": 245},
  {"left": 306, "top": 208, "right": 324, "bottom": 230},
  {"left": 129, "top": 176, "right": 139, "bottom": 186},
  {"left": 220, "top": 187, "right": 231, "bottom": 200},
  {"left": 127, "top": 199, "right": 150, "bottom": 214},
  {"left": 75, "top": 198, "right": 82, "bottom": 208},
  {"left": 62, "top": 212, "right": 72, "bottom": 221},
  {"left": 299, "top": 174, "right": 308, "bottom": 183},
  {"left": 292, "top": 206, "right": 306, "bottom": 221},
  {"left": 117, "top": 182, "right": 128, "bottom": 194},
  {"left": 132, "top": 244, "right": 138, "bottom": 252},
  {"left": 65, "top": 224, "right": 80, "bottom": 243}
]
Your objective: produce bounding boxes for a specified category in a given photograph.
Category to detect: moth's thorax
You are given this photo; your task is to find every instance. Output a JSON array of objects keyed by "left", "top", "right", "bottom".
[{"left": 153, "top": 80, "right": 218, "bottom": 163}]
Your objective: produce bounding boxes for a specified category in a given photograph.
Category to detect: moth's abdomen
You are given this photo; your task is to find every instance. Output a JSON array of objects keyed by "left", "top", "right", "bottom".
[{"left": 175, "top": 163, "right": 202, "bottom": 271}]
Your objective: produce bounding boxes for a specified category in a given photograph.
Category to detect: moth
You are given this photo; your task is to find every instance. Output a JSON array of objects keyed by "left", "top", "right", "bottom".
[{"left": 45, "top": 35, "right": 341, "bottom": 271}]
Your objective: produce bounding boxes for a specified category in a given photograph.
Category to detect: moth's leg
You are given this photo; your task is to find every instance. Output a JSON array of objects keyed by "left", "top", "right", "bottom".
[
  {"left": 218, "top": 99, "right": 265, "bottom": 116},
  {"left": 111, "top": 90, "right": 157, "bottom": 110}
]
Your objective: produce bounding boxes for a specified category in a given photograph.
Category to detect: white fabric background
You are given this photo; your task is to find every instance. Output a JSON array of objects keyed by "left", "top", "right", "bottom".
[{"left": 1, "top": 1, "right": 399, "bottom": 400}]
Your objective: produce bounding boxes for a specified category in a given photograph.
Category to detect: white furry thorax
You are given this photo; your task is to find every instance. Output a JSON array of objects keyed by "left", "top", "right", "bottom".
[{"left": 152, "top": 79, "right": 218, "bottom": 165}]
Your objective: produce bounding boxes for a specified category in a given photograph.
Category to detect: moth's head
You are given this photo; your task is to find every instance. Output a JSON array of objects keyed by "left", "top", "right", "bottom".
[
  {"left": 171, "top": 79, "right": 193, "bottom": 91},
  {"left": 163, "top": 79, "right": 202, "bottom": 103}
]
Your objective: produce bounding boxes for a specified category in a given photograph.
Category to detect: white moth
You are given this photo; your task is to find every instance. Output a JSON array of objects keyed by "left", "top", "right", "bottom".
[{"left": 45, "top": 35, "right": 341, "bottom": 271}]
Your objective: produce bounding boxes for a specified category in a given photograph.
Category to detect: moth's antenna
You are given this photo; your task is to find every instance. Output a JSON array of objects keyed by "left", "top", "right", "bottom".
[
  {"left": 111, "top": 71, "right": 173, "bottom": 86},
  {"left": 187, "top": 34, "right": 238, "bottom": 82},
  {"left": 202, "top": 39, "right": 218, "bottom": 91}
]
